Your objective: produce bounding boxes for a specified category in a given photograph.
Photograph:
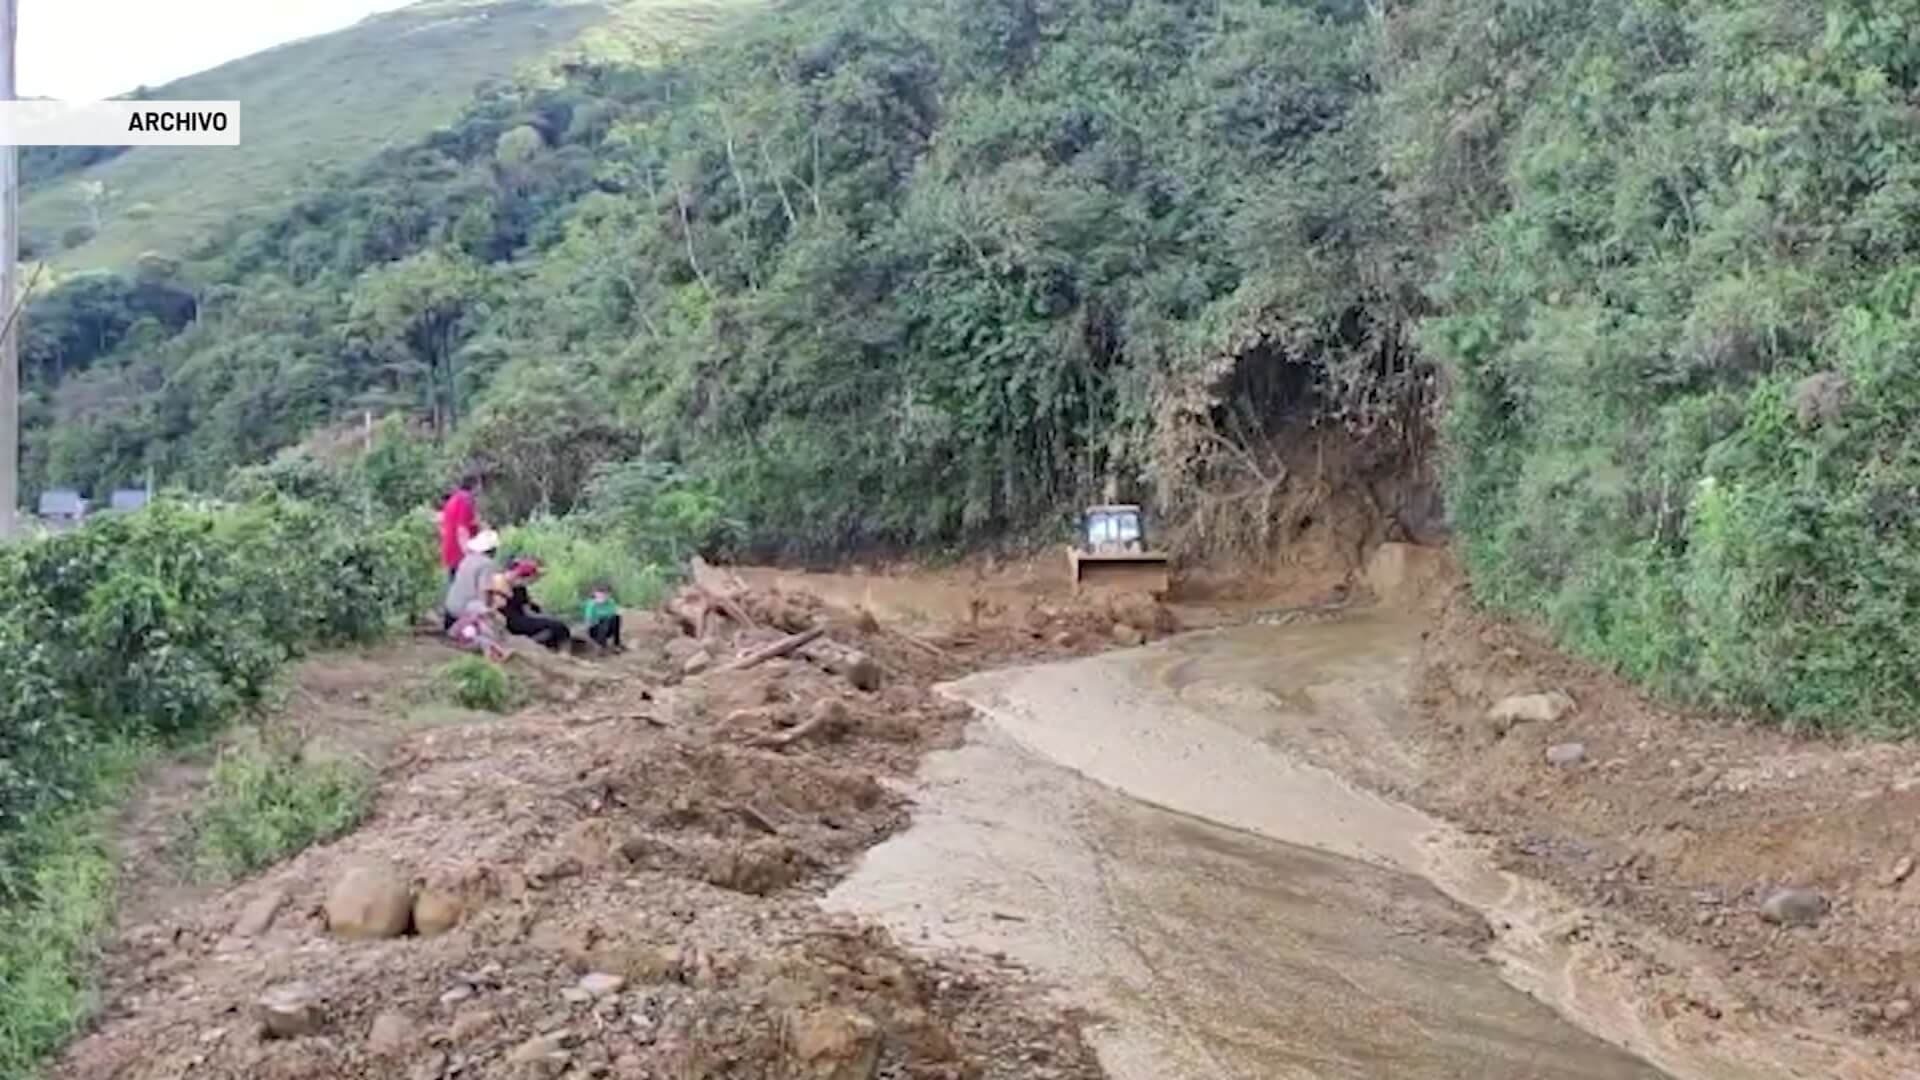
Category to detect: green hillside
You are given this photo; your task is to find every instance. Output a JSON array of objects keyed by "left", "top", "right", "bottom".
[
  {"left": 20, "top": 0, "right": 757, "bottom": 269},
  {"left": 22, "top": 0, "right": 1920, "bottom": 732}
]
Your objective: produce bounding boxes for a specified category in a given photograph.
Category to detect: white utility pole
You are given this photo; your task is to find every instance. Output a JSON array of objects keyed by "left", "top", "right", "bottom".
[{"left": 0, "top": 0, "right": 17, "bottom": 538}]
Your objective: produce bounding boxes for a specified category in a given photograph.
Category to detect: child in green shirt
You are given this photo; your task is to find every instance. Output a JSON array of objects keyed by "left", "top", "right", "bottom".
[{"left": 583, "top": 587, "right": 623, "bottom": 652}]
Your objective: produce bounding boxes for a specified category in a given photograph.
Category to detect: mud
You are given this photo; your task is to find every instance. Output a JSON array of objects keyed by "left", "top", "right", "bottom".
[
  {"left": 828, "top": 727, "right": 1658, "bottom": 1078},
  {"left": 829, "top": 588, "right": 1920, "bottom": 1079}
]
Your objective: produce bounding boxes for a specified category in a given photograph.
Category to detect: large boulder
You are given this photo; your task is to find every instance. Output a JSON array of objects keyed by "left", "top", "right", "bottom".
[
  {"left": 325, "top": 859, "right": 413, "bottom": 940},
  {"left": 412, "top": 887, "right": 463, "bottom": 937}
]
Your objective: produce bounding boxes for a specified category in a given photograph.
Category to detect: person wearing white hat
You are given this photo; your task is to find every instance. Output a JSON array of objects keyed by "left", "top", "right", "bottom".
[{"left": 443, "top": 529, "right": 505, "bottom": 629}]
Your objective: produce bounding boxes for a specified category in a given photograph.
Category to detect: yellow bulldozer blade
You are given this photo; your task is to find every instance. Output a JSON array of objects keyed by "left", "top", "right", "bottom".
[{"left": 1069, "top": 550, "right": 1171, "bottom": 597}]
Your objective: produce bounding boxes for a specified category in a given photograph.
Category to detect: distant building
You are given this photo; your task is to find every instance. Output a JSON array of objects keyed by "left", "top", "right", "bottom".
[
  {"left": 37, "top": 489, "right": 88, "bottom": 525},
  {"left": 108, "top": 489, "right": 151, "bottom": 513}
]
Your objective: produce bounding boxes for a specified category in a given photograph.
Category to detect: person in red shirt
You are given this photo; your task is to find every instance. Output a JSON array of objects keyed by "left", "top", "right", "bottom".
[{"left": 438, "top": 472, "right": 484, "bottom": 579}]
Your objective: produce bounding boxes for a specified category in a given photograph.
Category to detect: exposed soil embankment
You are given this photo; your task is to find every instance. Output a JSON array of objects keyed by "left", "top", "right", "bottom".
[{"left": 51, "top": 584, "right": 1160, "bottom": 1080}]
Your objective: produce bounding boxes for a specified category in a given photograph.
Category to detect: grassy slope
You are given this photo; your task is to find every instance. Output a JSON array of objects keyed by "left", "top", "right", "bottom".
[{"left": 23, "top": 0, "right": 761, "bottom": 271}]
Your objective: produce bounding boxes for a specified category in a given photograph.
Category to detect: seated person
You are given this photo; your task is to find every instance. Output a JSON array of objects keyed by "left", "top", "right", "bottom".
[
  {"left": 447, "top": 600, "right": 510, "bottom": 661},
  {"left": 499, "top": 558, "right": 576, "bottom": 650},
  {"left": 583, "top": 586, "right": 623, "bottom": 652},
  {"left": 443, "top": 529, "right": 503, "bottom": 629}
]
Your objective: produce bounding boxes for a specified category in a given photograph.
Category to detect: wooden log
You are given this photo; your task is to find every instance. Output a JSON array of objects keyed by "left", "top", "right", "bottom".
[
  {"left": 689, "top": 557, "right": 758, "bottom": 630},
  {"left": 723, "top": 626, "right": 825, "bottom": 671}
]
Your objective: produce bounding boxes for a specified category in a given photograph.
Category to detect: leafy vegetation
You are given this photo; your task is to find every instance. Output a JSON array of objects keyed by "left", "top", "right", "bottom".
[
  {"left": 0, "top": 743, "right": 141, "bottom": 1080},
  {"left": 19, "top": 0, "right": 1920, "bottom": 732},
  {"left": 0, "top": 500, "right": 431, "bottom": 1075},
  {"left": 1386, "top": 0, "right": 1920, "bottom": 729},
  {"left": 440, "top": 655, "right": 520, "bottom": 713},
  {"left": 192, "top": 733, "right": 374, "bottom": 879}
]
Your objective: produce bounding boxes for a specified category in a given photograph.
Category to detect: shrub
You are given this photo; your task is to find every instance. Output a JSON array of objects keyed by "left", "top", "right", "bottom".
[
  {"left": 0, "top": 493, "right": 432, "bottom": 1074},
  {"left": 499, "top": 516, "right": 674, "bottom": 616},
  {"left": 192, "top": 733, "right": 374, "bottom": 879},
  {"left": 440, "top": 655, "right": 518, "bottom": 713}
]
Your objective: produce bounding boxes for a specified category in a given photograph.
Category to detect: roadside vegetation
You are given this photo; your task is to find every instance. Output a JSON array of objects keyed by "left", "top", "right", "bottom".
[
  {"left": 8, "top": 0, "right": 1916, "bottom": 858},
  {"left": 0, "top": 499, "right": 432, "bottom": 1077},
  {"left": 191, "top": 732, "right": 377, "bottom": 881}
]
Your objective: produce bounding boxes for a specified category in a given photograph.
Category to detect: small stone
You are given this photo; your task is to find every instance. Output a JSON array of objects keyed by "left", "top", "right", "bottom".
[
  {"left": 439, "top": 985, "right": 475, "bottom": 1007},
  {"left": 578, "top": 973, "right": 627, "bottom": 999},
  {"left": 844, "top": 655, "right": 883, "bottom": 692},
  {"left": 681, "top": 649, "right": 715, "bottom": 676},
  {"left": 1487, "top": 691, "right": 1576, "bottom": 730},
  {"left": 1111, "top": 623, "right": 1145, "bottom": 648},
  {"left": 198, "top": 1027, "right": 227, "bottom": 1044},
  {"left": 367, "top": 1010, "right": 414, "bottom": 1055},
  {"left": 1051, "top": 630, "right": 1078, "bottom": 648},
  {"left": 1887, "top": 999, "right": 1914, "bottom": 1023},
  {"left": 1546, "top": 742, "right": 1588, "bottom": 768},
  {"left": 412, "top": 888, "right": 463, "bottom": 937},
  {"left": 510, "top": 1031, "right": 571, "bottom": 1064},
  {"left": 231, "top": 888, "right": 287, "bottom": 938},
  {"left": 562, "top": 988, "right": 593, "bottom": 1005},
  {"left": 324, "top": 859, "right": 413, "bottom": 940},
  {"left": 255, "top": 982, "right": 323, "bottom": 1039},
  {"left": 449, "top": 1008, "right": 498, "bottom": 1041},
  {"left": 1759, "top": 887, "right": 1829, "bottom": 927},
  {"left": 1879, "top": 856, "right": 1915, "bottom": 888}
]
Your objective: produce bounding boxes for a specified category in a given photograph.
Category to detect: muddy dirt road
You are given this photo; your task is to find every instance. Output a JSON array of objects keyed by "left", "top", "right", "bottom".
[{"left": 830, "top": 602, "right": 1920, "bottom": 1079}]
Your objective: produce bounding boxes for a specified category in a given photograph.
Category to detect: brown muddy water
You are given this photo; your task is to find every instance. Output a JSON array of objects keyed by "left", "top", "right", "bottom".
[{"left": 827, "top": 613, "right": 1920, "bottom": 1079}]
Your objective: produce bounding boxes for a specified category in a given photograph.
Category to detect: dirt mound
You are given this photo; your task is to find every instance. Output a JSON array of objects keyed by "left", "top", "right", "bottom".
[
  {"left": 1406, "top": 582, "right": 1920, "bottom": 1047},
  {"left": 52, "top": 582, "right": 1102, "bottom": 1080}
]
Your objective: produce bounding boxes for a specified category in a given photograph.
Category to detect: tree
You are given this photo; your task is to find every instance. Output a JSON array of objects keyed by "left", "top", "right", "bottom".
[{"left": 345, "top": 251, "right": 488, "bottom": 437}]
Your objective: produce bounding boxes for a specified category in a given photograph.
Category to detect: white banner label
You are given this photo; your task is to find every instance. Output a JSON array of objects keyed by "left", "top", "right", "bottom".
[{"left": 0, "top": 101, "right": 241, "bottom": 146}]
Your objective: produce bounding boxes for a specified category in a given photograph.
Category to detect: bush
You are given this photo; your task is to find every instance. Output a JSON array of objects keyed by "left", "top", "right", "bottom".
[
  {"left": 440, "top": 656, "right": 518, "bottom": 713},
  {"left": 0, "top": 744, "right": 139, "bottom": 1080},
  {"left": 0, "top": 495, "right": 431, "bottom": 1075},
  {"left": 192, "top": 733, "right": 374, "bottom": 879},
  {"left": 499, "top": 516, "right": 674, "bottom": 617}
]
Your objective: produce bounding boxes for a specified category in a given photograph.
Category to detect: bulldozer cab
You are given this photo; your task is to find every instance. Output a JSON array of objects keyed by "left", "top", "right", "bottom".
[
  {"left": 1084, "top": 505, "right": 1145, "bottom": 553},
  {"left": 1070, "top": 504, "right": 1170, "bottom": 596}
]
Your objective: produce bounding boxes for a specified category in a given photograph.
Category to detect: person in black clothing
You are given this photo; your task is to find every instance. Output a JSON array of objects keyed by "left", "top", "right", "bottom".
[{"left": 500, "top": 558, "right": 575, "bottom": 650}]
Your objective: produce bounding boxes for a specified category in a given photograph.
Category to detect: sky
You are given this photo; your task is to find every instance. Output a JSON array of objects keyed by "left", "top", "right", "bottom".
[{"left": 19, "top": 0, "right": 418, "bottom": 100}]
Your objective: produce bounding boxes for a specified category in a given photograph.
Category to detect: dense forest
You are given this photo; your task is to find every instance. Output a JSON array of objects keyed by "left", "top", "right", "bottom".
[{"left": 18, "top": 0, "right": 1920, "bottom": 728}]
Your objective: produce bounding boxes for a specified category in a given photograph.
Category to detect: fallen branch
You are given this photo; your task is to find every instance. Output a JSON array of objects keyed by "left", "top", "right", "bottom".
[
  {"left": 724, "top": 627, "right": 826, "bottom": 671},
  {"left": 748, "top": 709, "right": 830, "bottom": 749},
  {"left": 690, "top": 557, "right": 758, "bottom": 630},
  {"left": 733, "top": 803, "right": 781, "bottom": 835}
]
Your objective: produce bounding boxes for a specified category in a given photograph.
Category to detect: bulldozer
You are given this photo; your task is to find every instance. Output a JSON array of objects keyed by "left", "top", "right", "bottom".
[{"left": 1068, "top": 503, "right": 1171, "bottom": 597}]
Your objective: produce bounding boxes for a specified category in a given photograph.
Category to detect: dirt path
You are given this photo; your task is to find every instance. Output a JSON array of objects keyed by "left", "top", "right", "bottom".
[
  {"left": 828, "top": 726, "right": 1658, "bottom": 1078},
  {"left": 821, "top": 549, "right": 1920, "bottom": 1078}
]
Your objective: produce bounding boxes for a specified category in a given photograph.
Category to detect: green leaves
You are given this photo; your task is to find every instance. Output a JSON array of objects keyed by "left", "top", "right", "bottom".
[
  {"left": 0, "top": 499, "right": 432, "bottom": 854},
  {"left": 1398, "top": 0, "right": 1920, "bottom": 729}
]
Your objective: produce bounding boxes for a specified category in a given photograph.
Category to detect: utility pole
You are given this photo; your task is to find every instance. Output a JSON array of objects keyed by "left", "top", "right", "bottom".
[{"left": 0, "top": 0, "right": 17, "bottom": 539}]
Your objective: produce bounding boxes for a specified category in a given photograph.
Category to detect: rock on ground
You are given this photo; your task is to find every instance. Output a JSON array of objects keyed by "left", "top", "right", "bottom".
[
  {"left": 1545, "top": 742, "right": 1587, "bottom": 768},
  {"left": 1760, "top": 887, "right": 1829, "bottom": 927},
  {"left": 1486, "top": 690, "right": 1575, "bottom": 731},
  {"left": 325, "top": 859, "right": 413, "bottom": 940},
  {"left": 230, "top": 888, "right": 286, "bottom": 938},
  {"left": 367, "top": 1010, "right": 414, "bottom": 1055},
  {"left": 784, "top": 1007, "right": 881, "bottom": 1080},
  {"left": 1111, "top": 623, "right": 1145, "bottom": 648},
  {"left": 255, "top": 982, "right": 323, "bottom": 1039},
  {"left": 412, "top": 887, "right": 463, "bottom": 937}
]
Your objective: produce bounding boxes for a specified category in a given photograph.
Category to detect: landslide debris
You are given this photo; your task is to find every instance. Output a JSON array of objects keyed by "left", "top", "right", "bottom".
[{"left": 52, "top": 576, "right": 1135, "bottom": 1080}]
